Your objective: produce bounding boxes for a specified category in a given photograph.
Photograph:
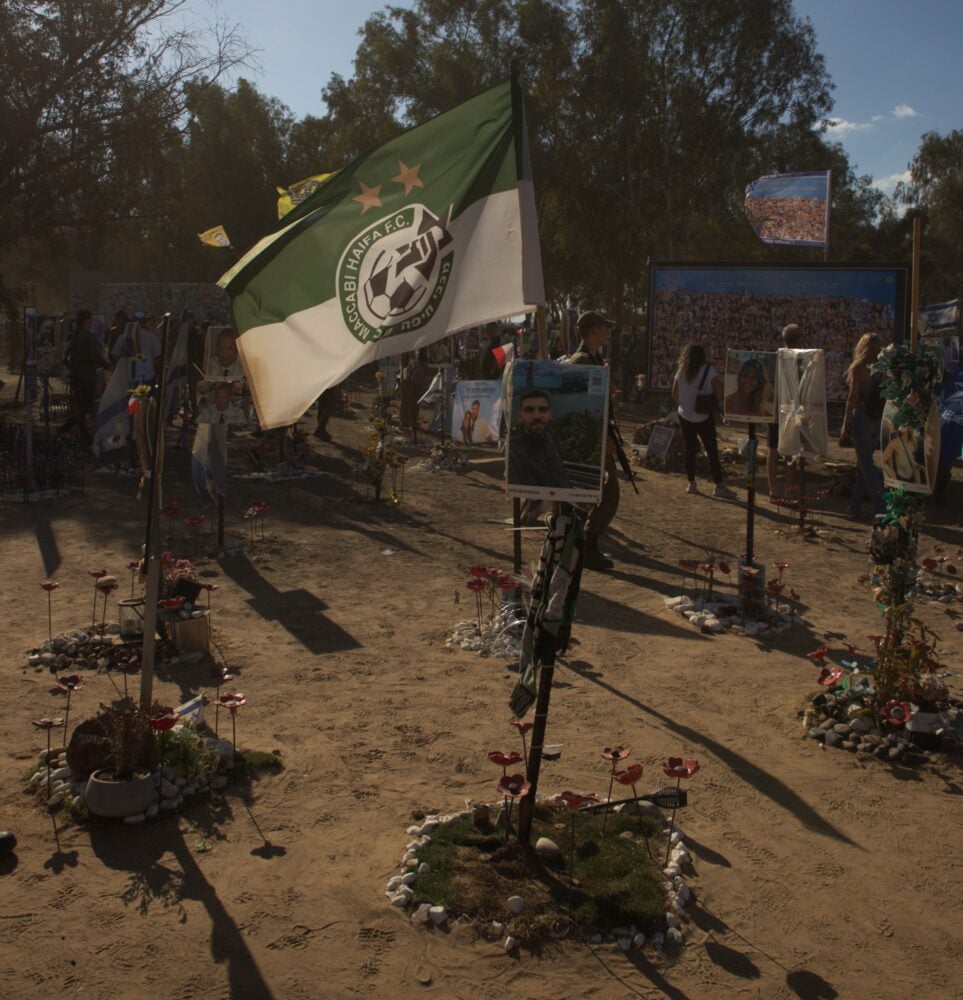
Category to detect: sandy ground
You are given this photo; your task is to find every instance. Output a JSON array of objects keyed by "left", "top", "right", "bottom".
[{"left": 1, "top": 383, "right": 961, "bottom": 1000}]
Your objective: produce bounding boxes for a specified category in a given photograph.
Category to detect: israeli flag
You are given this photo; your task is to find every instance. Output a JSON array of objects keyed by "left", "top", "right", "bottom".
[
  {"left": 191, "top": 422, "right": 228, "bottom": 503},
  {"left": 91, "top": 361, "right": 130, "bottom": 457}
]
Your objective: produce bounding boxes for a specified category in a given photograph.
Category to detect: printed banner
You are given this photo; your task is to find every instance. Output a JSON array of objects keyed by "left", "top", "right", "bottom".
[
  {"left": 198, "top": 225, "right": 232, "bottom": 248},
  {"left": 745, "top": 171, "right": 830, "bottom": 247},
  {"left": 452, "top": 380, "right": 503, "bottom": 444}
]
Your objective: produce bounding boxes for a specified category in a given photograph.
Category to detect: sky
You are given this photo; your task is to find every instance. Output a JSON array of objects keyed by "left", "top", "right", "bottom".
[{"left": 217, "top": 0, "right": 962, "bottom": 198}]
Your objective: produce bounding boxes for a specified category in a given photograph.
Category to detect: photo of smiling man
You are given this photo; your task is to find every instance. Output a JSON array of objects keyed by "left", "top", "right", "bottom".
[{"left": 508, "top": 389, "right": 571, "bottom": 489}]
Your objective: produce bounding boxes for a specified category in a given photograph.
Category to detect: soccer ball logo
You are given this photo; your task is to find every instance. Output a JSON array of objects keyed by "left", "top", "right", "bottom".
[{"left": 361, "top": 206, "right": 453, "bottom": 325}]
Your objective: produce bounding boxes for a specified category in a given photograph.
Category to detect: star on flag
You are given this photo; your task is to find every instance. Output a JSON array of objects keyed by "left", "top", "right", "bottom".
[
  {"left": 393, "top": 160, "right": 424, "bottom": 196},
  {"left": 353, "top": 180, "right": 383, "bottom": 214}
]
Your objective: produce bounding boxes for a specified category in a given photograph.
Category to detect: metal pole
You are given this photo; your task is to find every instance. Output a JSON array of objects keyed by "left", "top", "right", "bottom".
[
  {"left": 910, "top": 213, "right": 922, "bottom": 354},
  {"left": 512, "top": 498, "right": 522, "bottom": 574},
  {"left": 218, "top": 495, "right": 225, "bottom": 550},
  {"left": 517, "top": 657, "right": 556, "bottom": 844},
  {"left": 745, "top": 423, "right": 756, "bottom": 567},
  {"left": 139, "top": 314, "right": 171, "bottom": 709}
]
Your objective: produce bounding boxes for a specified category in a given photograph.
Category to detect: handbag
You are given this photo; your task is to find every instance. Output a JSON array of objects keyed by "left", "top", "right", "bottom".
[
  {"left": 838, "top": 425, "right": 853, "bottom": 448},
  {"left": 694, "top": 365, "right": 718, "bottom": 416}
]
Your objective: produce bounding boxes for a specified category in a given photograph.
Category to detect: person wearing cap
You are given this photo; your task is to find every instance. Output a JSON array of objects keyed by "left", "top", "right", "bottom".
[
  {"left": 569, "top": 310, "right": 620, "bottom": 570},
  {"left": 768, "top": 323, "right": 802, "bottom": 499}
]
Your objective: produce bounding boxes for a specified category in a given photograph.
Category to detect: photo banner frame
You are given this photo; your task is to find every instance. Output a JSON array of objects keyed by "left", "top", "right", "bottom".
[
  {"left": 506, "top": 360, "right": 608, "bottom": 504},
  {"left": 452, "top": 380, "right": 503, "bottom": 445},
  {"left": 776, "top": 348, "right": 828, "bottom": 459}
]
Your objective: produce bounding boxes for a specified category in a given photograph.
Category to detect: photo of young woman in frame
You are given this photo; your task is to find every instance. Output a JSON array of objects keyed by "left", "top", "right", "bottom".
[{"left": 724, "top": 349, "right": 777, "bottom": 423}]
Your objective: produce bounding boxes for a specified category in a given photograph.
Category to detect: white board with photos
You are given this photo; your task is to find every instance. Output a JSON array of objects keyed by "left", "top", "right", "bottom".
[{"left": 776, "top": 348, "right": 828, "bottom": 459}]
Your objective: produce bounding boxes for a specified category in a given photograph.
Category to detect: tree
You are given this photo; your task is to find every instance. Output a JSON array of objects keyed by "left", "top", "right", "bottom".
[
  {"left": 896, "top": 130, "right": 963, "bottom": 302},
  {"left": 0, "top": 1, "right": 249, "bottom": 300}
]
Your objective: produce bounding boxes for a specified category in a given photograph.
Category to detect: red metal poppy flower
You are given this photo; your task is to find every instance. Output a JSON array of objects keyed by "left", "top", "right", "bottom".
[
  {"left": 614, "top": 763, "right": 644, "bottom": 785},
  {"left": 250, "top": 500, "right": 268, "bottom": 512},
  {"left": 663, "top": 757, "right": 700, "bottom": 779},
  {"left": 677, "top": 558, "right": 700, "bottom": 571},
  {"left": 219, "top": 692, "right": 246, "bottom": 713},
  {"left": 717, "top": 560, "right": 731, "bottom": 575},
  {"left": 32, "top": 717, "right": 65, "bottom": 730},
  {"left": 56, "top": 675, "right": 85, "bottom": 692},
  {"left": 184, "top": 514, "right": 205, "bottom": 527},
  {"left": 159, "top": 596, "right": 186, "bottom": 610},
  {"left": 509, "top": 720, "right": 534, "bottom": 734},
  {"left": 806, "top": 645, "right": 829, "bottom": 665},
  {"left": 601, "top": 745, "right": 631, "bottom": 761},
  {"left": 466, "top": 578, "right": 485, "bottom": 592},
  {"left": 497, "top": 576, "right": 517, "bottom": 591},
  {"left": 497, "top": 774, "right": 531, "bottom": 799},
  {"left": 559, "top": 791, "right": 599, "bottom": 811},
  {"left": 161, "top": 505, "right": 180, "bottom": 519},
  {"left": 149, "top": 706, "right": 178, "bottom": 731},
  {"left": 127, "top": 561, "right": 141, "bottom": 572},
  {"left": 773, "top": 560, "right": 790, "bottom": 573},
  {"left": 87, "top": 569, "right": 107, "bottom": 579},
  {"left": 880, "top": 700, "right": 912, "bottom": 729},
  {"left": 741, "top": 565, "right": 759, "bottom": 577},
  {"left": 39, "top": 580, "right": 59, "bottom": 592},
  {"left": 210, "top": 666, "right": 234, "bottom": 683},
  {"left": 468, "top": 565, "right": 489, "bottom": 578},
  {"left": 487, "top": 749, "right": 524, "bottom": 769},
  {"left": 96, "top": 578, "right": 119, "bottom": 593},
  {"left": 816, "top": 666, "right": 845, "bottom": 687},
  {"left": 921, "top": 557, "right": 938, "bottom": 572},
  {"left": 767, "top": 580, "right": 785, "bottom": 596},
  {"left": 947, "top": 564, "right": 958, "bottom": 576},
  {"left": 866, "top": 635, "right": 883, "bottom": 651}
]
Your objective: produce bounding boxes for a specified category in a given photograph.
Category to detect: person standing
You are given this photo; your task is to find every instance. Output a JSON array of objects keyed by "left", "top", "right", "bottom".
[
  {"left": 569, "top": 310, "right": 621, "bottom": 570},
  {"left": 672, "top": 343, "right": 736, "bottom": 498},
  {"left": 60, "top": 309, "right": 106, "bottom": 447},
  {"left": 841, "top": 332, "right": 886, "bottom": 516}
]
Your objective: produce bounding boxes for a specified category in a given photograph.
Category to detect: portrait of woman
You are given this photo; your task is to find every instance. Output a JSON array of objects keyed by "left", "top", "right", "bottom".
[{"left": 724, "top": 351, "right": 776, "bottom": 422}]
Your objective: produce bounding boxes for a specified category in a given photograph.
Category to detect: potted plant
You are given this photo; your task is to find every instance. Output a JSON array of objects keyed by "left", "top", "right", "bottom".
[{"left": 84, "top": 702, "right": 159, "bottom": 818}]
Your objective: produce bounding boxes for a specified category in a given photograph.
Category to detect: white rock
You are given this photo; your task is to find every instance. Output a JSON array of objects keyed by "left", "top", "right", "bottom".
[
  {"left": 618, "top": 937, "right": 632, "bottom": 951},
  {"left": 420, "top": 819, "right": 439, "bottom": 835},
  {"left": 664, "top": 865, "right": 680, "bottom": 877},
  {"left": 386, "top": 876, "right": 403, "bottom": 892},
  {"left": 160, "top": 799, "right": 178, "bottom": 812},
  {"left": 492, "top": 921, "right": 505, "bottom": 935},
  {"left": 398, "top": 885, "right": 414, "bottom": 898},
  {"left": 429, "top": 906, "right": 448, "bottom": 925},
  {"left": 123, "top": 813, "right": 146, "bottom": 825},
  {"left": 504, "top": 936, "right": 518, "bottom": 952},
  {"left": 666, "top": 913, "right": 681, "bottom": 929},
  {"left": 388, "top": 892, "right": 410, "bottom": 908},
  {"left": 48, "top": 791, "right": 64, "bottom": 807},
  {"left": 406, "top": 840, "right": 421, "bottom": 852},
  {"left": 146, "top": 803, "right": 159, "bottom": 819},
  {"left": 534, "top": 836, "right": 561, "bottom": 860},
  {"left": 402, "top": 872, "right": 417, "bottom": 886},
  {"left": 589, "top": 933, "right": 603, "bottom": 944},
  {"left": 507, "top": 895, "right": 525, "bottom": 914},
  {"left": 161, "top": 780, "right": 178, "bottom": 799},
  {"left": 412, "top": 904, "right": 431, "bottom": 924},
  {"left": 406, "top": 825, "right": 421, "bottom": 836},
  {"left": 418, "top": 862, "right": 431, "bottom": 876},
  {"left": 633, "top": 932, "right": 646, "bottom": 948},
  {"left": 666, "top": 927, "right": 684, "bottom": 945},
  {"left": 677, "top": 884, "right": 690, "bottom": 903},
  {"left": 670, "top": 831, "right": 684, "bottom": 844}
]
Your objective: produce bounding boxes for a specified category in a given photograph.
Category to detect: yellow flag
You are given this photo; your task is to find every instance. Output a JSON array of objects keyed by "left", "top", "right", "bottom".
[
  {"left": 276, "top": 172, "right": 334, "bottom": 218},
  {"left": 197, "top": 225, "right": 232, "bottom": 248}
]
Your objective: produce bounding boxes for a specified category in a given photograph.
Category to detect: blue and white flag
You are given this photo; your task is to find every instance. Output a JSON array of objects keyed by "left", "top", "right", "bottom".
[
  {"left": 919, "top": 299, "right": 960, "bottom": 333},
  {"left": 191, "top": 422, "right": 228, "bottom": 503},
  {"left": 91, "top": 360, "right": 131, "bottom": 457},
  {"left": 745, "top": 170, "right": 831, "bottom": 248},
  {"left": 163, "top": 323, "right": 190, "bottom": 421}
]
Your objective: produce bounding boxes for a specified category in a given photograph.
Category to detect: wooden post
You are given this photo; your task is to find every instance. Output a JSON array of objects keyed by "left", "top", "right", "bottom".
[
  {"left": 139, "top": 313, "right": 171, "bottom": 709},
  {"left": 910, "top": 213, "right": 922, "bottom": 353}
]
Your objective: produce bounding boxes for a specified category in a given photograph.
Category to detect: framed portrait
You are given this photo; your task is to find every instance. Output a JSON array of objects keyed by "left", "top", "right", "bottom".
[
  {"left": 198, "top": 381, "right": 246, "bottom": 426},
  {"left": 506, "top": 359, "right": 608, "bottom": 504},
  {"left": 205, "top": 326, "right": 245, "bottom": 381},
  {"left": 646, "top": 425, "right": 675, "bottom": 460},
  {"left": 452, "top": 380, "right": 503, "bottom": 445},
  {"left": 724, "top": 350, "right": 777, "bottom": 424},
  {"left": 35, "top": 314, "right": 61, "bottom": 376},
  {"left": 880, "top": 400, "right": 938, "bottom": 495}
]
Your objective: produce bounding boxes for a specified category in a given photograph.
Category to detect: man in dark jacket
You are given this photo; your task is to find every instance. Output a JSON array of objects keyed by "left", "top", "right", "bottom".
[{"left": 61, "top": 309, "right": 106, "bottom": 447}]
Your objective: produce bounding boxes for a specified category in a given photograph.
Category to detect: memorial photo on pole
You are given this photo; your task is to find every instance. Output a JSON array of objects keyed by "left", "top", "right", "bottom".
[
  {"left": 880, "top": 399, "right": 938, "bottom": 495},
  {"left": 506, "top": 360, "right": 607, "bottom": 504},
  {"left": 724, "top": 350, "right": 777, "bottom": 423},
  {"left": 452, "top": 380, "right": 503, "bottom": 445},
  {"left": 205, "top": 326, "right": 245, "bottom": 381}
]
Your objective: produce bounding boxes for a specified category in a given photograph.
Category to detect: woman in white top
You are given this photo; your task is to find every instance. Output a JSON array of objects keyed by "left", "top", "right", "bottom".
[{"left": 671, "top": 343, "right": 735, "bottom": 497}]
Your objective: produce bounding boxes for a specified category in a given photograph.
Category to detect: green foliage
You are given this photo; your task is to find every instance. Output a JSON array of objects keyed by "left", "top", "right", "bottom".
[
  {"left": 550, "top": 410, "right": 604, "bottom": 465},
  {"left": 164, "top": 724, "right": 219, "bottom": 785},
  {"left": 237, "top": 748, "right": 284, "bottom": 776}
]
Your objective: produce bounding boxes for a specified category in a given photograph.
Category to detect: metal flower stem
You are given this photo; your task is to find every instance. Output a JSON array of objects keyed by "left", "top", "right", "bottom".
[
  {"left": 91, "top": 584, "right": 98, "bottom": 629},
  {"left": 160, "top": 730, "right": 167, "bottom": 766},
  {"left": 213, "top": 686, "right": 221, "bottom": 737},
  {"left": 129, "top": 567, "right": 136, "bottom": 598},
  {"left": 502, "top": 795, "right": 512, "bottom": 844},
  {"left": 45, "top": 728, "right": 52, "bottom": 798},
  {"left": 601, "top": 762, "right": 617, "bottom": 841},
  {"left": 231, "top": 711, "right": 238, "bottom": 766},
  {"left": 46, "top": 590, "right": 53, "bottom": 641},
  {"left": 631, "top": 783, "right": 641, "bottom": 830},
  {"left": 62, "top": 691, "right": 73, "bottom": 746},
  {"left": 519, "top": 731, "right": 529, "bottom": 769},
  {"left": 101, "top": 590, "right": 109, "bottom": 633},
  {"left": 664, "top": 777, "right": 682, "bottom": 866},
  {"left": 568, "top": 812, "right": 577, "bottom": 904}
]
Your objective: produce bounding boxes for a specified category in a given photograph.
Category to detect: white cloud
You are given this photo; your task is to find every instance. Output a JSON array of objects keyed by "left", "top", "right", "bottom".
[
  {"left": 873, "top": 170, "right": 912, "bottom": 196},
  {"left": 824, "top": 116, "right": 876, "bottom": 135},
  {"left": 892, "top": 104, "right": 918, "bottom": 118},
  {"left": 871, "top": 114, "right": 884, "bottom": 122}
]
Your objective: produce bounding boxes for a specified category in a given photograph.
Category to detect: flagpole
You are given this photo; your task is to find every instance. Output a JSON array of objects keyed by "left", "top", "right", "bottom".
[
  {"left": 139, "top": 313, "right": 171, "bottom": 709},
  {"left": 910, "top": 213, "right": 922, "bottom": 353}
]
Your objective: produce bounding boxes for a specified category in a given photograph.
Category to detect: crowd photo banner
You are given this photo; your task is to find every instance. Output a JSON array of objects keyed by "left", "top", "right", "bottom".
[
  {"left": 647, "top": 263, "right": 909, "bottom": 402},
  {"left": 452, "top": 380, "right": 503, "bottom": 444},
  {"left": 505, "top": 360, "right": 608, "bottom": 505},
  {"left": 723, "top": 350, "right": 777, "bottom": 423},
  {"left": 744, "top": 170, "right": 831, "bottom": 247}
]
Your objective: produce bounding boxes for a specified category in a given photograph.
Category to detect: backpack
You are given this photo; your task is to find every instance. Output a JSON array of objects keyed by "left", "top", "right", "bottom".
[{"left": 859, "top": 372, "right": 884, "bottom": 420}]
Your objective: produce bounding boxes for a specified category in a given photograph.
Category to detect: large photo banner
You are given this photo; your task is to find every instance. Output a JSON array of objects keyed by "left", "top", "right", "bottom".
[
  {"left": 506, "top": 360, "right": 608, "bottom": 504},
  {"left": 745, "top": 170, "right": 830, "bottom": 247},
  {"left": 647, "top": 263, "right": 908, "bottom": 402},
  {"left": 452, "top": 380, "right": 503, "bottom": 444}
]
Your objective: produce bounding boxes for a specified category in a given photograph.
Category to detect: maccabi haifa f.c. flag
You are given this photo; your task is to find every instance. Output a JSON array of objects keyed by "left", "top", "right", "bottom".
[
  {"left": 198, "top": 225, "right": 232, "bottom": 248},
  {"left": 219, "top": 80, "right": 545, "bottom": 429},
  {"left": 745, "top": 171, "right": 831, "bottom": 248}
]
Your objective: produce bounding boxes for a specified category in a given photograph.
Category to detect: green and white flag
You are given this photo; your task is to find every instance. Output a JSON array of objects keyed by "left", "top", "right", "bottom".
[{"left": 219, "top": 81, "right": 544, "bottom": 429}]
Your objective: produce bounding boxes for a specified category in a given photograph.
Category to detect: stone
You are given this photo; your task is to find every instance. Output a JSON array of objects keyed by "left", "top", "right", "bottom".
[
  {"left": 411, "top": 904, "right": 431, "bottom": 925},
  {"left": 418, "top": 862, "right": 430, "bottom": 876},
  {"left": 105, "top": 623, "right": 121, "bottom": 635},
  {"left": 535, "top": 837, "right": 561, "bottom": 861},
  {"left": 388, "top": 892, "right": 410, "bottom": 908},
  {"left": 633, "top": 932, "right": 647, "bottom": 948},
  {"left": 420, "top": 819, "right": 439, "bottom": 835},
  {"left": 850, "top": 716, "right": 875, "bottom": 734},
  {"left": 888, "top": 746, "right": 904, "bottom": 761},
  {"left": 841, "top": 741, "right": 858, "bottom": 752},
  {"left": 507, "top": 895, "right": 524, "bottom": 915},
  {"left": 146, "top": 803, "right": 159, "bottom": 819},
  {"left": 406, "top": 825, "right": 421, "bottom": 836},
  {"left": 48, "top": 791, "right": 64, "bottom": 807},
  {"left": 504, "top": 936, "right": 518, "bottom": 953},
  {"left": 589, "top": 933, "right": 603, "bottom": 944},
  {"left": 492, "top": 921, "right": 505, "bottom": 936},
  {"left": 618, "top": 937, "right": 632, "bottom": 951},
  {"left": 386, "top": 876, "right": 403, "bottom": 892},
  {"left": 808, "top": 727, "right": 826, "bottom": 741},
  {"left": 401, "top": 872, "right": 417, "bottom": 886},
  {"left": 210, "top": 775, "right": 228, "bottom": 790},
  {"left": 160, "top": 798, "right": 178, "bottom": 812},
  {"left": 123, "top": 813, "right": 146, "bottom": 825},
  {"left": 824, "top": 731, "right": 843, "bottom": 749},
  {"left": 666, "top": 927, "right": 684, "bottom": 946},
  {"left": 819, "top": 717, "right": 836, "bottom": 731},
  {"left": 833, "top": 723, "right": 851, "bottom": 735},
  {"left": 161, "top": 780, "right": 178, "bottom": 799},
  {"left": 651, "top": 932, "right": 665, "bottom": 949},
  {"left": 666, "top": 913, "right": 681, "bottom": 929},
  {"left": 429, "top": 906, "right": 448, "bottom": 925}
]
